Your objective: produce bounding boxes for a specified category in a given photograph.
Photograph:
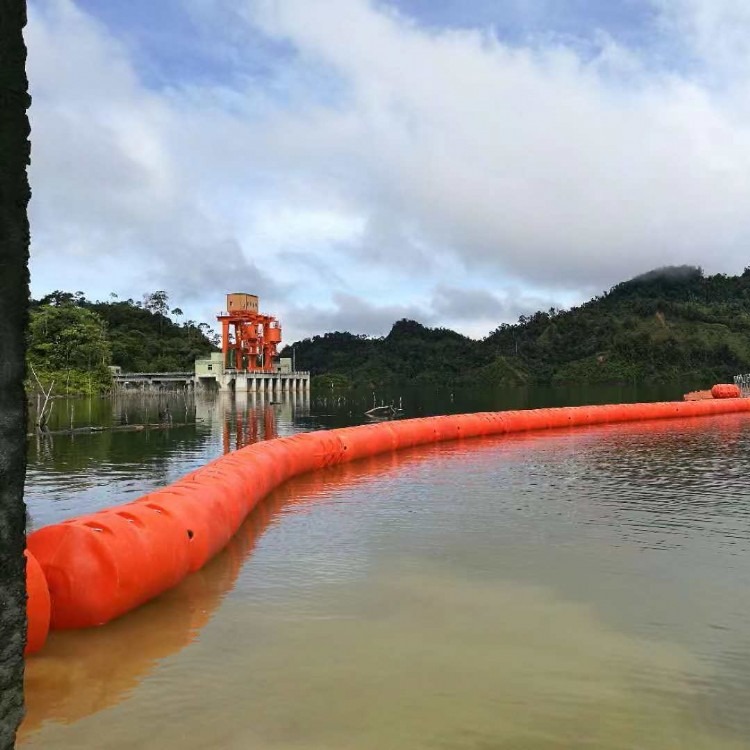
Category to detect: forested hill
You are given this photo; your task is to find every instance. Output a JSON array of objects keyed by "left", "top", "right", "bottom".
[
  {"left": 28, "top": 291, "right": 217, "bottom": 394},
  {"left": 282, "top": 266, "right": 750, "bottom": 388}
]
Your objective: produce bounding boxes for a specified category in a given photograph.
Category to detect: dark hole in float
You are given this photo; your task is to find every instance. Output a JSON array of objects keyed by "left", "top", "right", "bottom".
[{"left": 187, "top": 529, "right": 194, "bottom": 540}]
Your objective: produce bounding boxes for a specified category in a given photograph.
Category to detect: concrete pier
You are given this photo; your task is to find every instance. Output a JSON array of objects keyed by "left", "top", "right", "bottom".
[
  {"left": 113, "top": 369, "right": 310, "bottom": 393},
  {"left": 193, "top": 351, "right": 310, "bottom": 393},
  {"left": 211, "top": 370, "right": 310, "bottom": 394},
  {"left": 112, "top": 372, "right": 194, "bottom": 390}
]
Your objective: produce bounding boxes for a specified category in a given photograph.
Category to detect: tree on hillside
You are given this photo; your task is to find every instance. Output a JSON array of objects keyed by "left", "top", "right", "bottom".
[
  {"left": 143, "top": 290, "right": 169, "bottom": 316},
  {"left": 0, "top": 0, "right": 32, "bottom": 742},
  {"left": 143, "top": 291, "right": 170, "bottom": 334},
  {"left": 37, "top": 289, "right": 77, "bottom": 307},
  {"left": 82, "top": 297, "right": 216, "bottom": 373},
  {"left": 27, "top": 306, "right": 112, "bottom": 394},
  {"left": 287, "top": 265, "right": 750, "bottom": 388},
  {"left": 28, "top": 305, "right": 111, "bottom": 371}
]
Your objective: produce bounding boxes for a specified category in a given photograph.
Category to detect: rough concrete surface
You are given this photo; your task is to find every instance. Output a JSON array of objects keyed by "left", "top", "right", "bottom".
[{"left": 0, "top": 1, "right": 31, "bottom": 747}]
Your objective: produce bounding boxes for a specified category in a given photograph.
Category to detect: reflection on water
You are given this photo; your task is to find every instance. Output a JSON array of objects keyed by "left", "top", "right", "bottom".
[
  {"left": 24, "top": 383, "right": 691, "bottom": 528},
  {"left": 25, "top": 391, "right": 312, "bottom": 529},
  {"left": 21, "top": 392, "right": 750, "bottom": 748},
  {"left": 20, "top": 453, "right": 418, "bottom": 742},
  {"left": 21, "top": 487, "right": 285, "bottom": 740}
]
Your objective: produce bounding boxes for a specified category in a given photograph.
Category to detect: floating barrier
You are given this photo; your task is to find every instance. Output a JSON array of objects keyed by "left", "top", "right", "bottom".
[
  {"left": 25, "top": 395, "right": 750, "bottom": 654},
  {"left": 711, "top": 383, "right": 741, "bottom": 399},
  {"left": 24, "top": 550, "right": 51, "bottom": 656},
  {"left": 684, "top": 384, "right": 742, "bottom": 400}
]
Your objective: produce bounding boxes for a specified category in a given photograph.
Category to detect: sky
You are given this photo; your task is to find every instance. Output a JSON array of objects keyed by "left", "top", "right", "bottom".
[{"left": 24, "top": 0, "right": 750, "bottom": 341}]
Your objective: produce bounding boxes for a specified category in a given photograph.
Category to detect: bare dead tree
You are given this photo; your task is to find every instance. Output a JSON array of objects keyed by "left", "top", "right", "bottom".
[{"left": 29, "top": 364, "right": 54, "bottom": 433}]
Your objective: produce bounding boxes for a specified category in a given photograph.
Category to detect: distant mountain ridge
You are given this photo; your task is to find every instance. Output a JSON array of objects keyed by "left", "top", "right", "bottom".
[{"left": 282, "top": 266, "right": 750, "bottom": 388}]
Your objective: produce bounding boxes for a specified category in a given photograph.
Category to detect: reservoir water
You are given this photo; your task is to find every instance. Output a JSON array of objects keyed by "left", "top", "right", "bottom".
[{"left": 20, "top": 387, "right": 750, "bottom": 748}]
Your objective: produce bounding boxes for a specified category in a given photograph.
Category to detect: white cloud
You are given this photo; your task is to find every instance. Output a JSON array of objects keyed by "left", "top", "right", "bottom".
[
  {"left": 27, "top": 1, "right": 282, "bottom": 304},
  {"left": 286, "top": 291, "right": 430, "bottom": 339},
  {"left": 25, "top": 0, "right": 750, "bottom": 342},
  {"left": 247, "top": 0, "right": 750, "bottom": 286},
  {"left": 655, "top": 0, "right": 750, "bottom": 80}
]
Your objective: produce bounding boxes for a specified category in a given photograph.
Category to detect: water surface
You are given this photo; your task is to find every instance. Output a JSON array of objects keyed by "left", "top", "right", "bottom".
[{"left": 21, "top": 388, "right": 750, "bottom": 748}]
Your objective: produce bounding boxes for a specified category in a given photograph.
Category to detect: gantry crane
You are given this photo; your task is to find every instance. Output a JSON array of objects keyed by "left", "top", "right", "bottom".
[{"left": 217, "top": 293, "right": 282, "bottom": 372}]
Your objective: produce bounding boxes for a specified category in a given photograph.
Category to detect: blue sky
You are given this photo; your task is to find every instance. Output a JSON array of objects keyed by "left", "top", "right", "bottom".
[
  {"left": 26, "top": 0, "right": 750, "bottom": 340},
  {"left": 72, "top": 0, "right": 291, "bottom": 88},
  {"left": 71, "top": 0, "right": 664, "bottom": 92}
]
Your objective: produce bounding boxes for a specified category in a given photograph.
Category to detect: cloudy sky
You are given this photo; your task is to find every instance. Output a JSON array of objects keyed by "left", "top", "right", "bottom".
[{"left": 25, "top": 0, "right": 750, "bottom": 341}]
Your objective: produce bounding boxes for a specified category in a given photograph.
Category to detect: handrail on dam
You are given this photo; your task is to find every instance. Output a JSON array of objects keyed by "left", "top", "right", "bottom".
[{"left": 23, "top": 390, "right": 750, "bottom": 655}]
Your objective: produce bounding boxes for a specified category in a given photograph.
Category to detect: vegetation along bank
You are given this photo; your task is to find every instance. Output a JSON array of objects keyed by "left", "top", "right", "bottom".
[
  {"left": 284, "top": 266, "right": 750, "bottom": 389},
  {"left": 28, "top": 265, "right": 750, "bottom": 395}
]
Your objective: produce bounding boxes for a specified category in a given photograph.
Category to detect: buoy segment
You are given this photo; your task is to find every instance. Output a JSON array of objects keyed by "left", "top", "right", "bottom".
[
  {"left": 25, "top": 550, "right": 51, "bottom": 655},
  {"left": 712, "top": 383, "right": 741, "bottom": 399},
  {"left": 25, "top": 397, "right": 750, "bottom": 643}
]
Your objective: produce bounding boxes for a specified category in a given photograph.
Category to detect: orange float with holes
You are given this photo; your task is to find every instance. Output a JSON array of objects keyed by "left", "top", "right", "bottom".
[
  {"left": 711, "top": 383, "right": 741, "bottom": 399},
  {"left": 25, "top": 393, "right": 750, "bottom": 649},
  {"left": 24, "top": 550, "right": 51, "bottom": 655}
]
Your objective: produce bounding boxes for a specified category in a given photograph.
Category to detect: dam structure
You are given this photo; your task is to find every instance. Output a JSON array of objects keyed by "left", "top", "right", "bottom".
[
  {"left": 195, "top": 352, "right": 310, "bottom": 394},
  {"left": 194, "top": 293, "right": 310, "bottom": 394}
]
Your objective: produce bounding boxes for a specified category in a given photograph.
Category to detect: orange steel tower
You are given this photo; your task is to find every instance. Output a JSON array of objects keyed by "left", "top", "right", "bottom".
[{"left": 217, "top": 293, "right": 282, "bottom": 372}]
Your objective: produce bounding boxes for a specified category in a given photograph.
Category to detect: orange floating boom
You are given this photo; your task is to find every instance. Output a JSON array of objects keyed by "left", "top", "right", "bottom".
[
  {"left": 24, "top": 550, "right": 51, "bottom": 656},
  {"left": 25, "top": 396, "right": 750, "bottom": 653},
  {"left": 711, "top": 383, "right": 741, "bottom": 399}
]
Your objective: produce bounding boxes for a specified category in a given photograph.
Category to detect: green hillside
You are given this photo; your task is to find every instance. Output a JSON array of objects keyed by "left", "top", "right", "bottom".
[
  {"left": 28, "top": 291, "right": 217, "bottom": 394},
  {"left": 283, "top": 266, "right": 750, "bottom": 388}
]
